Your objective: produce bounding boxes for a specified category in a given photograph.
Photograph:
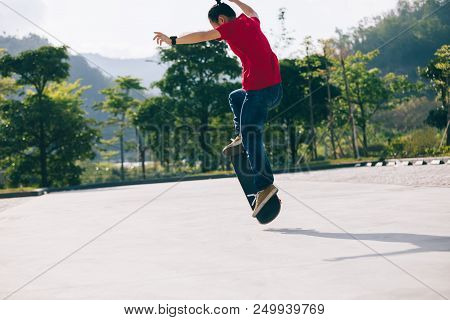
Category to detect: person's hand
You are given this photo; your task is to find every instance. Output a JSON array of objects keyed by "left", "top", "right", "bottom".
[{"left": 153, "top": 32, "right": 171, "bottom": 46}]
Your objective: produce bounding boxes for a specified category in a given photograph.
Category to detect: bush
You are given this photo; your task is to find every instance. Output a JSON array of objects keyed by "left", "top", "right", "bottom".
[
  {"left": 366, "top": 144, "right": 389, "bottom": 157},
  {"left": 426, "top": 106, "right": 448, "bottom": 130},
  {"left": 389, "top": 127, "right": 440, "bottom": 157},
  {"left": 406, "top": 127, "right": 440, "bottom": 155}
]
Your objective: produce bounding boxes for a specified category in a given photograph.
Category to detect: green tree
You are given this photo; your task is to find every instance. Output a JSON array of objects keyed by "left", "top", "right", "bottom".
[
  {"left": 95, "top": 76, "right": 144, "bottom": 180},
  {"left": 117, "top": 77, "right": 146, "bottom": 178},
  {"left": 0, "top": 78, "right": 99, "bottom": 188},
  {"left": 296, "top": 37, "right": 341, "bottom": 161},
  {"left": 268, "top": 59, "right": 306, "bottom": 166},
  {"left": 134, "top": 96, "right": 175, "bottom": 173},
  {"left": 335, "top": 31, "right": 360, "bottom": 159},
  {"left": 320, "top": 39, "right": 340, "bottom": 159},
  {"left": 0, "top": 46, "right": 98, "bottom": 187},
  {"left": 43, "top": 81, "right": 100, "bottom": 186},
  {"left": 298, "top": 37, "right": 319, "bottom": 159},
  {"left": 0, "top": 49, "right": 18, "bottom": 102},
  {"left": 270, "top": 57, "right": 332, "bottom": 165},
  {"left": 0, "top": 77, "right": 17, "bottom": 102},
  {"left": 421, "top": 44, "right": 449, "bottom": 145},
  {"left": 344, "top": 51, "right": 419, "bottom": 154}
]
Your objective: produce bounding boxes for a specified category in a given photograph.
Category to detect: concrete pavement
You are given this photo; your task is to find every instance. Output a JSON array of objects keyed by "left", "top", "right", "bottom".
[{"left": 0, "top": 168, "right": 449, "bottom": 299}]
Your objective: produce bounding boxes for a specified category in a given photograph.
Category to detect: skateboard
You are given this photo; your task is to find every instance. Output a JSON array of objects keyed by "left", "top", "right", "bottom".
[{"left": 230, "top": 149, "right": 281, "bottom": 224}]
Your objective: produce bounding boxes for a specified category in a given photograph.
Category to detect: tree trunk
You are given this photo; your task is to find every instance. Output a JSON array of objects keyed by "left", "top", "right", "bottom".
[
  {"left": 336, "top": 138, "right": 345, "bottom": 158},
  {"left": 120, "top": 113, "right": 125, "bottom": 181},
  {"left": 198, "top": 117, "right": 212, "bottom": 172},
  {"left": 339, "top": 53, "right": 360, "bottom": 159},
  {"left": 162, "top": 125, "right": 171, "bottom": 173},
  {"left": 445, "top": 85, "right": 450, "bottom": 146},
  {"left": 324, "top": 59, "right": 338, "bottom": 160},
  {"left": 288, "top": 121, "right": 297, "bottom": 166},
  {"left": 307, "top": 73, "right": 317, "bottom": 160},
  {"left": 358, "top": 103, "right": 368, "bottom": 156},
  {"left": 333, "top": 132, "right": 345, "bottom": 158},
  {"left": 136, "top": 127, "right": 146, "bottom": 180},
  {"left": 329, "top": 125, "right": 338, "bottom": 159},
  {"left": 355, "top": 84, "right": 368, "bottom": 156},
  {"left": 308, "top": 80, "right": 317, "bottom": 160},
  {"left": 447, "top": 118, "right": 450, "bottom": 147},
  {"left": 37, "top": 94, "right": 49, "bottom": 187},
  {"left": 38, "top": 117, "right": 48, "bottom": 187},
  {"left": 140, "top": 149, "right": 146, "bottom": 179}
]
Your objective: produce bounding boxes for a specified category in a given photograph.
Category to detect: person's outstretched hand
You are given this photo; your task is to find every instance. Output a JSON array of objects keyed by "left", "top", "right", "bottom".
[{"left": 153, "top": 32, "right": 171, "bottom": 46}]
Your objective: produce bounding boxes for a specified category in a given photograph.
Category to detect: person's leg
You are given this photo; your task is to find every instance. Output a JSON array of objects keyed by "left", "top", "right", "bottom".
[
  {"left": 228, "top": 89, "right": 247, "bottom": 135},
  {"left": 240, "top": 89, "right": 274, "bottom": 192},
  {"left": 222, "top": 89, "right": 247, "bottom": 157},
  {"left": 268, "top": 83, "right": 283, "bottom": 111},
  {"left": 240, "top": 84, "right": 283, "bottom": 216}
]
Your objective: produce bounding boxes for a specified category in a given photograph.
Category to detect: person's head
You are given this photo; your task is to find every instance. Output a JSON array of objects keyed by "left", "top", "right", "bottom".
[{"left": 208, "top": 1, "right": 236, "bottom": 29}]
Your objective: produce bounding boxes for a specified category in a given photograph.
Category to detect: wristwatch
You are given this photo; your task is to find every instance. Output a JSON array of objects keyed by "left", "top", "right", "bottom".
[{"left": 170, "top": 36, "right": 177, "bottom": 45}]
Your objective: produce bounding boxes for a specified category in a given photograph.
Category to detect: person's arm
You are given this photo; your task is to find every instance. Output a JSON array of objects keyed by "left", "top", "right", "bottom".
[
  {"left": 153, "top": 30, "right": 221, "bottom": 46},
  {"left": 229, "top": 0, "right": 259, "bottom": 19}
]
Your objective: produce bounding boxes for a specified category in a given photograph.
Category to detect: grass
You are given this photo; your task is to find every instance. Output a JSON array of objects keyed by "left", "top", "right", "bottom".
[
  {"left": 307, "top": 157, "right": 377, "bottom": 166},
  {"left": 77, "top": 157, "right": 375, "bottom": 184},
  {"left": 0, "top": 187, "right": 37, "bottom": 194}
]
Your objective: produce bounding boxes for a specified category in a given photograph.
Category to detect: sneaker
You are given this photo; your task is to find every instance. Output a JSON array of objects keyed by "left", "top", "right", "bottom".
[
  {"left": 222, "top": 135, "right": 243, "bottom": 157},
  {"left": 252, "top": 185, "right": 278, "bottom": 217}
]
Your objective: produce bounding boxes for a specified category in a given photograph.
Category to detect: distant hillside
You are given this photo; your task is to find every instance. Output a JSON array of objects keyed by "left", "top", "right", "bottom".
[
  {"left": 0, "top": 33, "right": 50, "bottom": 54},
  {"left": 82, "top": 53, "right": 166, "bottom": 91},
  {"left": 351, "top": 0, "right": 449, "bottom": 79},
  {"left": 0, "top": 34, "right": 168, "bottom": 112},
  {"left": 68, "top": 54, "right": 113, "bottom": 121}
]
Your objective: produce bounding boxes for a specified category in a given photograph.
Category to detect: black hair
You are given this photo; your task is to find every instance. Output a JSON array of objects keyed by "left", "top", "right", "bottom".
[{"left": 208, "top": 1, "right": 236, "bottom": 23}]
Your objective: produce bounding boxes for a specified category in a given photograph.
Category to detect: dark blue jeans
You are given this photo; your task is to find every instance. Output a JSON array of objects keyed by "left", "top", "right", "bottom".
[{"left": 228, "top": 83, "right": 283, "bottom": 191}]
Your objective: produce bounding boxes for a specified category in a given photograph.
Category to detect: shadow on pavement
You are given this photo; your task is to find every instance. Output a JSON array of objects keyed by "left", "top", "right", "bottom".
[{"left": 265, "top": 228, "right": 450, "bottom": 261}]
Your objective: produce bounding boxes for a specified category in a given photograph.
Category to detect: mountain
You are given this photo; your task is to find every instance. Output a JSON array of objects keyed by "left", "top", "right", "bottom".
[
  {"left": 0, "top": 33, "right": 50, "bottom": 54},
  {"left": 351, "top": 0, "right": 449, "bottom": 80},
  {"left": 82, "top": 53, "right": 166, "bottom": 91},
  {"left": 68, "top": 54, "right": 113, "bottom": 121}
]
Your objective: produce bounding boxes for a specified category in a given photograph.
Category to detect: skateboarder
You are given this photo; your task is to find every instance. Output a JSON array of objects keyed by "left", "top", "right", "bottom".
[{"left": 154, "top": 0, "right": 283, "bottom": 217}]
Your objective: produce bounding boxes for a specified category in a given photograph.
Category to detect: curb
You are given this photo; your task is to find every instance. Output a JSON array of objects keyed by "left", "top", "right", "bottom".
[
  {"left": 355, "top": 157, "right": 450, "bottom": 168},
  {"left": 0, "top": 161, "right": 365, "bottom": 198},
  {"left": 46, "top": 174, "right": 236, "bottom": 194},
  {"left": 0, "top": 188, "right": 48, "bottom": 199}
]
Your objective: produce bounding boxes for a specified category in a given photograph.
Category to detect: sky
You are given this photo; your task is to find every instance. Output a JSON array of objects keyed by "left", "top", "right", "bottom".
[{"left": 0, "top": 0, "right": 400, "bottom": 58}]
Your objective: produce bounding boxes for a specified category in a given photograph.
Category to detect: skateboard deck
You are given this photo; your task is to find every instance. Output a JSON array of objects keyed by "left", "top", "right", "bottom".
[{"left": 230, "top": 150, "right": 281, "bottom": 224}]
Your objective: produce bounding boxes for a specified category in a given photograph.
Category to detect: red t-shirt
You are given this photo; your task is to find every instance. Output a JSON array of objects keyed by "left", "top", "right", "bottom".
[{"left": 217, "top": 14, "right": 282, "bottom": 91}]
